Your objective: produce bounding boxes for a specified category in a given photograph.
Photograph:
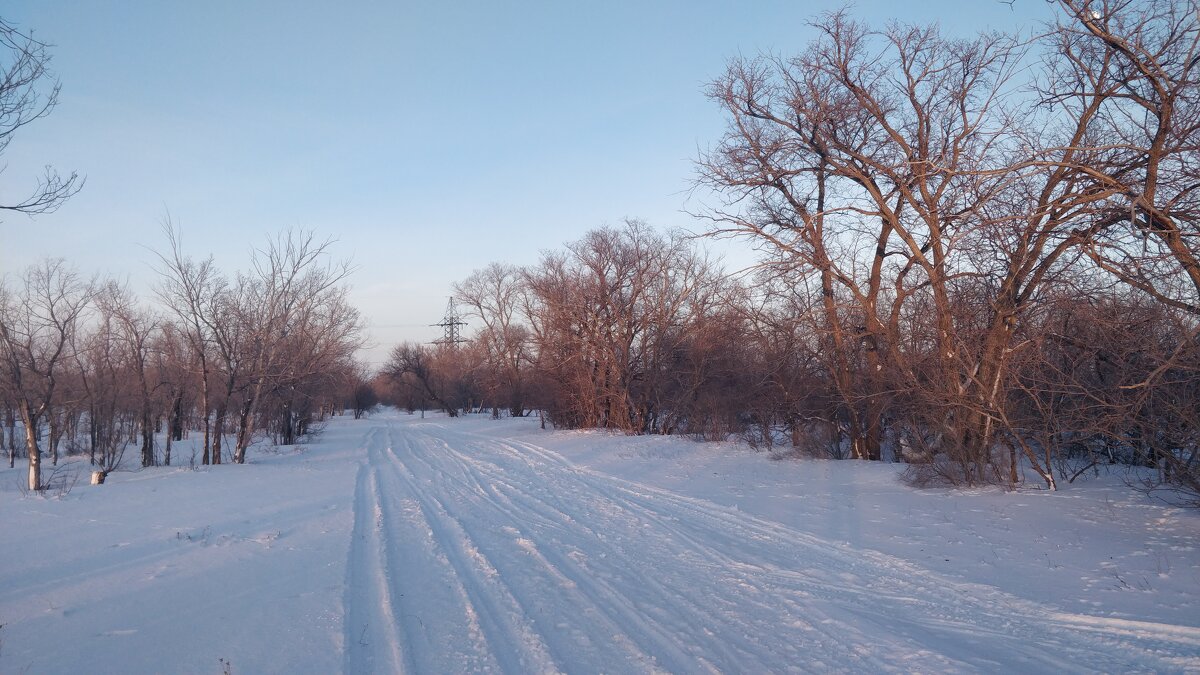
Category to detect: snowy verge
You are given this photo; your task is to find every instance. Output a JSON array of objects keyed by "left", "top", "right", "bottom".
[{"left": 0, "top": 423, "right": 363, "bottom": 675}]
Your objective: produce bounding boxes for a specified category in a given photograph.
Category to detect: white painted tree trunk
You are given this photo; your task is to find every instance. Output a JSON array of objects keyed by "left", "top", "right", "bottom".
[{"left": 25, "top": 420, "right": 40, "bottom": 492}]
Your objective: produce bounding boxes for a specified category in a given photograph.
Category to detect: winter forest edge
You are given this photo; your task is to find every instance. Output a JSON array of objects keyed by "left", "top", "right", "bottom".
[{"left": 5, "top": 1, "right": 1200, "bottom": 502}]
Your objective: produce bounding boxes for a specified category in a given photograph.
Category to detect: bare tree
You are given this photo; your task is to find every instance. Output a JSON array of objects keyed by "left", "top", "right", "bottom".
[
  {"left": 99, "top": 281, "right": 162, "bottom": 467},
  {"left": 152, "top": 322, "right": 192, "bottom": 466},
  {"left": 521, "top": 221, "right": 726, "bottom": 433},
  {"left": 0, "top": 19, "right": 81, "bottom": 215},
  {"left": 454, "top": 263, "right": 531, "bottom": 417},
  {"left": 345, "top": 362, "right": 378, "bottom": 420},
  {"left": 73, "top": 298, "right": 135, "bottom": 475},
  {"left": 385, "top": 342, "right": 459, "bottom": 416},
  {"left": 154, "top": 223, "right": 221, "bottom": 464},
  {"left": 231, "top": 230, "right": 357, "bottom": 461},
  {"left": 695, "top": 7, "right": 1151, "bottom": 486},
  {"left": 257, "top": 281, "right": 362, "bottom": 445},
  {"left": 1047, "top": 0, "right": 1200, "bottom": 311},
  {"left": 156, "top": 226, "right": 360, "bottom": 462},
  {"left": 202, "top": 276, "right": 246, "bottom": 465},
  {"left": 0, "top": 259, "right": 92, "bottom": 490}
]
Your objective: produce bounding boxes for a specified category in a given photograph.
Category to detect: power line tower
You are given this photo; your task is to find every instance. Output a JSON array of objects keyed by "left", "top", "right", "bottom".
[{"left": 432, "top": 296, "right": 467, "bottom": 347}]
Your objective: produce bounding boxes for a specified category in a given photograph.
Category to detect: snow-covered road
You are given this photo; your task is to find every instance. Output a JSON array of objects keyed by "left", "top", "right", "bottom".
[
  {"left": 341, "top": 418, "right": 1200, "bottom": 673},
  {"left": 2, "top": 413, "right": 1197, "bottom": 673}
]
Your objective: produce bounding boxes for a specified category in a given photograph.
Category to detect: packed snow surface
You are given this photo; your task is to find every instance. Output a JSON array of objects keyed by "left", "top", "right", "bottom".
[{"left": 2, "top": 410, "right": 1198, "bottom": 673}]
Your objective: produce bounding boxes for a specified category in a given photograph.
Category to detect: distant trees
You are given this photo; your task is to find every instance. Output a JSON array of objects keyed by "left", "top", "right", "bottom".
[
  {"left": 429, "top": 221, "right": 845, "bottom": 449},
  {"left": 347, "top": 365, "right": 379, "bottom": 420},
  {"left": 523, "top": 221, "right": 730, "bottom": 433},
  {"left": 385, "top": 343, "right": 462, "bottom": 417},
  {"left": 421, "top": 222, "right": 747, "bottom": 437},
  {"left": 0, "top": 227, "right": 362, "bottom": 489}
]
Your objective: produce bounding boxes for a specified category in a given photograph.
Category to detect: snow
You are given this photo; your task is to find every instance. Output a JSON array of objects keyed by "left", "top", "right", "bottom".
[{"left": 1, "top": 410, "right": 1198, "bottom": 673}]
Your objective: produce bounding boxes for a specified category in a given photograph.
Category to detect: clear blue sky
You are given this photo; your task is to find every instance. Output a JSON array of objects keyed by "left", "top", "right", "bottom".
[{"left": 1, "top": 1, "right": 1054, "bottom": 365}]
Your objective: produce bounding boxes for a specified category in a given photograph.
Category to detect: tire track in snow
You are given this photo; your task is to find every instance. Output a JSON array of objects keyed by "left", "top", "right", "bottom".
[
  {"left": 498, "top": 434, "right": 1200, "bottom": 670},
  {"left": 343, "top": 454, "right": 406, "bottom": 675},
  {"left": 376, "top": 425, "right": 557, "bottom": 674},
  {"left": 345, "top": 423, "right": 505, "bottom": 674},
  {"left": 403, "top": 428, "right": 918, "bottom": 671},
  {"left": 398, "top": 425, "right": 905, "bottom": 673},
  {"left": 578, "top": 467, "right": 1200, "bottom": 670},
  {"left": 408, "top": 423, "right": 1200, "bottom": 673},
  {"left": 343, "top": 425, "right": 408, "bottom": 672},
  {"left": 397, "top": 430, "right": 717, "bottom": 672},
  {"left": 413, "top": 430, "right": 899, "bottom": 670}
]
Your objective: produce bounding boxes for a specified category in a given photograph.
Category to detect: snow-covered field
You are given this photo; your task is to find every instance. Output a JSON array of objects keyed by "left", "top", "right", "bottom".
[{"left": 2, "top": 410, "right": 1198, "bottom": 673}]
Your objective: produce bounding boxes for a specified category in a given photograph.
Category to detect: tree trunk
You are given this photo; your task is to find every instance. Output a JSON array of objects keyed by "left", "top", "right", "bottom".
[
  {"left": 140, "top": 366, "right": 154, "bottom": 466},
  {"left": 164, "top": 422, "right": 173, "bottom": 466},
  {"left": 235, "top": 400, "right": 253, "bottom": 464},
  {"left": 21, "top": 405, "right": 41, "bottom": 491},
  {"left": 212, "top": 406, "right": 225, "bottom": 465},
  {"left": 281, "top": 403, "right": 295, "bottom": 446},
  {"left": 171, "top": 392, "right": 184, "bottom": 441},
  {"left": 65, "top": 410, "right": 79, "bottom": 452},
  {"left": 141, "top": 405, "right": 154, "bottom": 467},
  {"left": 200, "top": 364, "right": 211, "bottom": 465},
  {"left": 6, "top": 407, "right": 16, "bottom": 467},
  {"left": 88, "top": 405, "right": 98, "bottom": 466},
  {"left": 49, "top": 411, "right": 61, "bottom": 466}
]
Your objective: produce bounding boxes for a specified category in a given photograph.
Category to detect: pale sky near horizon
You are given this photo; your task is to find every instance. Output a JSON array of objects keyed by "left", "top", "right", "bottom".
[{"left": 1, "top": 1, "right": 1054, "bottom": 366}]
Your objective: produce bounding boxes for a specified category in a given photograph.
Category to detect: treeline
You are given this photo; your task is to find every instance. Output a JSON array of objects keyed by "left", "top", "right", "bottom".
[
  {"left": 386, "top": 0, "right": 1200, "bottom": 500},
  {"left": 0, "top": 230, "right": 366, "bottom": 491},
  {"left": 0, "top": 21, "right": 369, "bottom": 492},
  {"left": 5, "top": 1, "right": 1200, "bottom": 502}
]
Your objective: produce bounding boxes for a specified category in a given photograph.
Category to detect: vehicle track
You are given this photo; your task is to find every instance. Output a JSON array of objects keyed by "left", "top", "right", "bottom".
[
  {"left": 343, "top": 458, "right": 406, "bottom": 674},
  {"left": 342, "top": 418, "right": 1200, "bottom": 674}
]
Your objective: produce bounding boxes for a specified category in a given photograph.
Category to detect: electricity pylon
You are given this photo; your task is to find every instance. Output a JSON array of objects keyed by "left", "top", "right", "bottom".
[{"left": 432, "top": 296, "right": 467, "bottom": 347}]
